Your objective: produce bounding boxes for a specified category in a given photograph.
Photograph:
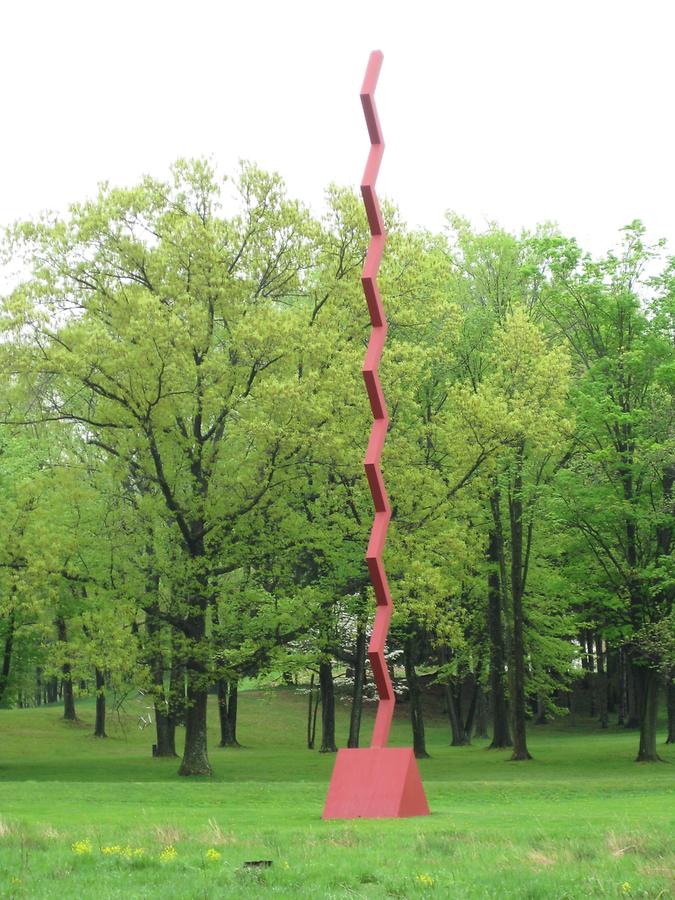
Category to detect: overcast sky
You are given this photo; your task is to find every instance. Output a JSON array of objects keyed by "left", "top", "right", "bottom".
[{"left": 2, "top": 0, "right": 674, "bottom": 256}]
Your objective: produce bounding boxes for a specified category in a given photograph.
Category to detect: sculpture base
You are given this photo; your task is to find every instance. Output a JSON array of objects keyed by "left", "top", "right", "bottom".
[{"left": 323, "top": 747, "right": 430, "bottom": 819}]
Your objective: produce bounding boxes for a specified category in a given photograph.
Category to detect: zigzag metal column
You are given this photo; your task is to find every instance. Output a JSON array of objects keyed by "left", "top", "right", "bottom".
[
  {"left": 360, "top": 50, "right": 395, "bottom": 750},
  {"left": 322, "top": 51, "right": 429, "bottom": 819}
]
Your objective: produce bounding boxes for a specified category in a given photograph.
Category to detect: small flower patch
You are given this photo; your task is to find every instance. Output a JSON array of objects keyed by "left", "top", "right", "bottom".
[
  {"left": 159, "top": 845, "right": 177, "bottom": 863},
  {"left": 71, "top": 840, "right": 92, "bottom": 856}
]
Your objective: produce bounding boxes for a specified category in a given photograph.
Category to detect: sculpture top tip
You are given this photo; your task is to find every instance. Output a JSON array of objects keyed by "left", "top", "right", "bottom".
[{"left": 361, "top": 50, "right": 384, "bottom": 96}]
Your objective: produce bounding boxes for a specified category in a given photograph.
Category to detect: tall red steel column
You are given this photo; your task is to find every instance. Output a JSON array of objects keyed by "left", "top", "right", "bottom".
[{"left": 323, "top": 51, "right": 429, "bottom": 820}]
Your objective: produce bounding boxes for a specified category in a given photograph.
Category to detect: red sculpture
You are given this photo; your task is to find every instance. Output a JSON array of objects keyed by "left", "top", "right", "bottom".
[{"left": 323, "top": 51, "right": 430, "bottom": 820}]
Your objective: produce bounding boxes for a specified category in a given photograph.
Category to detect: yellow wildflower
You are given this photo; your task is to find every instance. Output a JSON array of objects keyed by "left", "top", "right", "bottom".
[
  {"left": 205, "top": 848, "right": 221, "bottom": 862},
  {"left": 416, "top": 873, "right": 434, "bottom": 887},
  {"left": 71, "top": 839, "right": 92, "bottom": 855},
  {"left": 159, "top": 845, "right": 177, "bottom": 863},
  {"left": 622, "top": 885, "right": 631, "bottom": 895}
]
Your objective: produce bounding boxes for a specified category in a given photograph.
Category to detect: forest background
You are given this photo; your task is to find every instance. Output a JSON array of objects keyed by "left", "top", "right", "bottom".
[{"left": 0, "top": 159, "right": 672, "bottom": 779}]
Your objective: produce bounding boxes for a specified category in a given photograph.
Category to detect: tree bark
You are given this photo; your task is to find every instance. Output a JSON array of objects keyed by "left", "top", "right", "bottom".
[
  {"left": 319, "top": 659, "right": 337, "bottom": 753},
  {"left": 56, "top": 617, "right": 77, "bottom": 721},
  {"left": 606, "top": 646, "right": 618, "bottom": 714},
  {"left": 445, "top": 682, "right": 466, "bottom": 746},
  {"left": 404, "top": 637, "right": 429, "bottom": 759},
  {"left": 634, "top": 666, "right": 662, "bottom": 762},
  {"left": 177, "top": 587, "right": 212, "bottom": 776},
  {"left": 568, "top": 688, "right": 576, "bottom": 726},
  {"left": 94, "top": 667, "right": 106, "bottom": 738},
  {"left": 35, "top": 667, "right": 43, "bottom": 706},
  {"left": 586, "top": 631, "right": 597, "bottom": 717},
  {"left": 178, "top": 678, "right": 211, "bottom": 775},
  {"left": 617, "top": 648, "right": 627, "bottom": 726},
  {"left": 217, "top": 678, "right": 231, "bottom": 747},
  {"left": 145, "top": 599, "right": 177, "bottom": 757},
  {"left": 227, "top": 681, "right": 240, "bottom": 747},
  {"left": 311, "top": 680, "right": 320, "bottom": 748},
  {"left": 535, "top": 693, "right": 547, "bottom": 725},
  {"left": 46, "top": 676, "right": 58, "bottom": 705},
  {"left": 487, "top": 501, "right": 512, "bottom": 749},
  {"left": 596, "top": 636, "right": 608, "bottom": 729},
  {"left": 307, "top": 673, "right": 316, "bottom": 749},
  {"left": 0, "top": 611, "right": 15, "bottom": 705},
  {"left": 625, "top": 655, "right": 641, "bottom": 728},
  {"left": 347, "top": 624, "right": 367, "bottom": 748},
  {"left": 508, "top": 447, "right": 532, "bottom": 761},
  {"left": 475, "top": 685, "right": 489, "bottom": 739},
  {"left": 666, "top": 680, "right": 675, "bottom": 745},
  {"left": 463, "top": 676, "right": 480, "bottom": 742}
]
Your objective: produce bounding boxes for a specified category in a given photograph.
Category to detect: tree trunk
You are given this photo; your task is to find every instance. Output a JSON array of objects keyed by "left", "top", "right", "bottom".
[
  {"left": 535, "top": 693, "right": 547, "bottom": 725},
  {"left": 635, "top": 666, "right": 662, "bottom": 762},
  {"left": 311, "top": 680, "right": 320, "bottom": 748},
  {"left": 404, "top": 637, "right": 429, "bottom": 758},
  {"left": 61, "top": 673, "right": 76, "bottom": 721},
  {"left": 178, "top": 678, "right": 211, "bottom": 775},
  {"left": 666, "top": 680, "right": 675, "bottom": 745},
  {"left": 586, "top": 631, "right": 597, "bottom": 717},
  {"left": 319, "top": 659, "right": 337, "bottom": 753},
  {"left": 445, "top": 682, "right": 466, "bottom": 746},
  {"left": 154, "top": 703, "right": 177, "bottom": 758},
  {"left": 145, "top": 599, "right": 177, "bottom": 757},
  {"left": 217, "top": 678, "right": 231, "bottom": 747},
  {"left": 307, "top": 673, "right": 316, "bottom": 749},
  {"left": 347, "top": 624, "right": 367, "bottom": 748},
  {"left": 0, "top": 611, "right": 15, "bottom": 705},
  {"left": 617, "top": 648, "right": 627, "bottom": 726},
  {"left": 596, "top": 636, "right": 609, "bottom": 729},
  {"left": 569, "top": 686, "right": 577, "bottom": 726},
  {"left": 606, "top": 646, "right": 618, "bottom": 714},
  {"left": 46, "top": 676, "right": 58, "bottom": 705},
  {"left": 35, "top": 667, "right": 43, "bottom": 706},
  {"left": 625, "top": 655, "right": 641, "bottom": 728},
  {"left": 56, "top": 617, "right": 77, "bottom": 721},
  {"left": 94, "top": 667, "right": 106, "bottom": 738},
  {"left": 508, "top": 449, "right": 532, "bottom": 761},
  {"left": 475, "top": 685, "right": 489, "bottom": 739},
  {"left": 463, "top": 676, "right": 480, "bottom": 743},
  {"left": 227, "top": 681, "right": 240, "bottom": 747},
  {"left": 487, "top": 504, "right": 512, "bottom": 749},
  {"left": 177, "top": 590, "right": 212, "bottom": 777}
]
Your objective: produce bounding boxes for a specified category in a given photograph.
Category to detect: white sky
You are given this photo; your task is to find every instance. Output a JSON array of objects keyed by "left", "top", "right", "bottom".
[{"left": 2, "top": 0, "right": 675, "bottom": 256}]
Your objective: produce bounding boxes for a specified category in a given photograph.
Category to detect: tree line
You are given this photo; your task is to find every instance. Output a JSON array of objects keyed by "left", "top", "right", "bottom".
[{"left": 0, "top": 160, "right": 672, "bottom": 775}]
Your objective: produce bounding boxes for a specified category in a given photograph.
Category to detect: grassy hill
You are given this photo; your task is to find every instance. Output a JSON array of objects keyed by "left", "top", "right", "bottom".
[{"left": 0, "top": 688, "right": 672, "bottom": 898}]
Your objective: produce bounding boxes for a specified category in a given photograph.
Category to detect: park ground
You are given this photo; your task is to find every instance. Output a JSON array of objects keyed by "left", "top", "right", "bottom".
[{"left": 0, "top": 688, "right": 673, "bottom": 899}]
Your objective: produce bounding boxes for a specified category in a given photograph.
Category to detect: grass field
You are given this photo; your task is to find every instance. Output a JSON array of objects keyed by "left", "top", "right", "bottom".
[{"left": 0, "top": 687, "right": 673, "bottom": 899}]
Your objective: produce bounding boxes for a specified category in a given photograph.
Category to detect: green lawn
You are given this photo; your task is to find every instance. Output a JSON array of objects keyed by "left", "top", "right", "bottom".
[{"left": 0, "top": 688, "right": 673, "bottom": 899}]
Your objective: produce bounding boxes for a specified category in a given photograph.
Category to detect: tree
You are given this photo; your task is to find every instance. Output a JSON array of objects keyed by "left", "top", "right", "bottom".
[
  {"left": 3, "top": 160, "right": 315, "bottom": 774},
  {"left": 541, "top": 223, "right": 674, "bottom": 761}
]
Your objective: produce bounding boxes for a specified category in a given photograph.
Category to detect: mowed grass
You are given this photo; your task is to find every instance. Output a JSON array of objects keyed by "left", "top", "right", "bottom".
[{"left": 0, "top": 688, "right": 673, "bottom": 899}]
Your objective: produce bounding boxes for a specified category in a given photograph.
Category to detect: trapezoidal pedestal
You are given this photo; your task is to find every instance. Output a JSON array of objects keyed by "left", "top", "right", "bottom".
[{"left": 323, "top": 748, "right": 429, "bottom": 820}]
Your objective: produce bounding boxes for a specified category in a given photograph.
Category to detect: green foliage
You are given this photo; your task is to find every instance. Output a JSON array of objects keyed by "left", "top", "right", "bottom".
[{"left": 0, "top": 163, "right": 672, "bottom": 763}]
